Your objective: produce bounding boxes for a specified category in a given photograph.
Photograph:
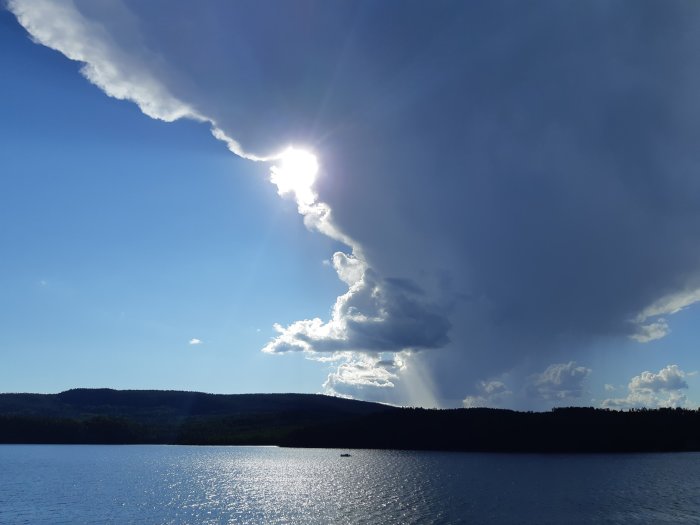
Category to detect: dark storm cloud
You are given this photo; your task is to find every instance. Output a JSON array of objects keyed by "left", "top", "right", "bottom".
[{"left": 11, "top": 0, "right": 700, "bottom": 406}]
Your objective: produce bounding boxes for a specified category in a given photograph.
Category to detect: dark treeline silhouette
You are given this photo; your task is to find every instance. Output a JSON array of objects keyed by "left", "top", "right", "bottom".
[
  {"left": 1, "top": 389, "right": 700, "bottom": 452},
  {"left": 0, "top": 389, "right": 390, "bottom": 445},
  {"left": 282, "top": 406, "right": 700, "bottom": 452}
]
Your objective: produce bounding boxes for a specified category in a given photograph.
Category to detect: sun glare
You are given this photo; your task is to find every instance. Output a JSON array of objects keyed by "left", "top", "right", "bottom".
[{"left": 270, "top": 147, "right": 319, "bottom": 206}]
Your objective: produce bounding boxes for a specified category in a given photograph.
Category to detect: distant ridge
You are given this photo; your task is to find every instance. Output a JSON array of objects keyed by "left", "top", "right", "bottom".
[
  {"left": 0, "top": 388, "right": 390, "bottom": 419},
  {"left": 1, "top": 389, "right": 700, "bottom": 452}
]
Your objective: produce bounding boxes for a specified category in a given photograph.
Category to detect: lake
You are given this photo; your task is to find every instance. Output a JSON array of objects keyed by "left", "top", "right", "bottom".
[{"left": 1, "top": 445, "right": 699, "bottom": 524}]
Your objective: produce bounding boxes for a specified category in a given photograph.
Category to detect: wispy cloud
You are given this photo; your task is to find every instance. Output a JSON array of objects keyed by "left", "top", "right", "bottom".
[
  {"left": 463, "top": 380, "right": 512, "bottom": 408},
  {"left": 630, "top": 288, "right": 700, "bottom": 343},
  {"left": 630, "top": 319, "right": 670, "bottom": 343},
  {"left": 527, "top": 362, "right": 591, "bottom": 403},
  {"left": 189, "top": 338, "right": 202, "bottom": 346}
]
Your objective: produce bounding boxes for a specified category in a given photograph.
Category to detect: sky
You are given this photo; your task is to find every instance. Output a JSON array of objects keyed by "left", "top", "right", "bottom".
[{"left": 2, "top": 0, "right": 700, "bottom": 409}]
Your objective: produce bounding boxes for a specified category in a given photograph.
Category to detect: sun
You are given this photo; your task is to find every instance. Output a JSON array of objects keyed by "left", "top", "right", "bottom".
[{"left": 269, "top": 147, "right": 319, "bottom": 206}]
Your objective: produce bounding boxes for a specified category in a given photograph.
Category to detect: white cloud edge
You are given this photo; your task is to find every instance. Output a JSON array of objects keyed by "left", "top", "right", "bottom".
[{"left": 9, "top": 0, "right": 268, "bottom": 162}]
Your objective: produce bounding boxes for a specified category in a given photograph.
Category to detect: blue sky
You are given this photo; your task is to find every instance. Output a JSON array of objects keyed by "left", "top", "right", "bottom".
[
  {"left": 3, "top": 1, "right": 700, "bottom": 409},
  {"left": 0, "top": 9, "right": 344, "bottom": 394}
]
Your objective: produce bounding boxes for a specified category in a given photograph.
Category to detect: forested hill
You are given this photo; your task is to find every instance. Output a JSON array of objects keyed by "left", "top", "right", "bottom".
[
  {"left": 0, "top": 388, "right": 391, "bottom": 420},
  {"left": 0, "top": 389, "right": 394, "bottom": 446},
  {"left": 2, "top": 389, "right": 700, "bottom": 452}
]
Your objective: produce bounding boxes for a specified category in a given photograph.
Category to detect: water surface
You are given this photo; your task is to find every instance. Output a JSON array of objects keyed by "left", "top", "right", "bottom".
[{"left": 1, "top": 445, "right": 699, "bottom": 524}]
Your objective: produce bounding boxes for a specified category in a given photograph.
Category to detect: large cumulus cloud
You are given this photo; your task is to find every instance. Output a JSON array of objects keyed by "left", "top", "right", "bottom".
[
  {"left": 263, "top": 254, "right": 450, "bottom": 355},
  {"left": 10, "top": 0, "right": 700, "bottom": 407},
  {"left": 603, "top": 365, "right": 691, "bottom": 409}
]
